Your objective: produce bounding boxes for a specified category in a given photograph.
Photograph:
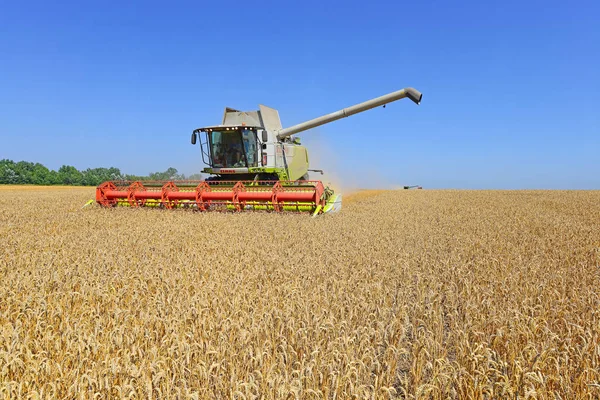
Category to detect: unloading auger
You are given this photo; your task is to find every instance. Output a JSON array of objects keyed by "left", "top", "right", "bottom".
[{"left": 96, "top": 87, "right": 422, "bottom": 214}]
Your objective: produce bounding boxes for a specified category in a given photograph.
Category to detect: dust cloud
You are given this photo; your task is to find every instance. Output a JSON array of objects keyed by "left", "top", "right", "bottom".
[{"left": 302, "top": 129, "right": 396, "bottom": 195}]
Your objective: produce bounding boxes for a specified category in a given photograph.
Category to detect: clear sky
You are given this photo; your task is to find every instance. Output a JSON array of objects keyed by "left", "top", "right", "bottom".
[{"left": 1, "top": 0, "right": 598, "bottom": 189}]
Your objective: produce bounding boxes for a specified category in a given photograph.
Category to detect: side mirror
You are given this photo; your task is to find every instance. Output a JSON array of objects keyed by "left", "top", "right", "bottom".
[
  {"left": 261, "top": 131, "right": 268, "bottom": 142},
  {"left": 191, "top": 132, "right": 197, "bottom": 145}
]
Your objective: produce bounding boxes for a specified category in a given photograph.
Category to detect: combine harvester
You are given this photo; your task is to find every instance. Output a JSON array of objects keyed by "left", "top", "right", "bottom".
[{"left": 96, "top": 87, "right": 422, "bottom": 215}]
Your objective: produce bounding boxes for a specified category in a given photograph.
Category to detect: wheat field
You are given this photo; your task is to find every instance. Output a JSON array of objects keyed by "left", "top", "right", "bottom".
[{"left": 1, "top": 186, "right": 599, "bottom": 399}]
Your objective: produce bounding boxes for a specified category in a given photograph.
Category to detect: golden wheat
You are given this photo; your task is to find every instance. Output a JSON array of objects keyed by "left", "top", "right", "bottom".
[{"left": 0, "top": 187, "right": 599, "bottom": 399}]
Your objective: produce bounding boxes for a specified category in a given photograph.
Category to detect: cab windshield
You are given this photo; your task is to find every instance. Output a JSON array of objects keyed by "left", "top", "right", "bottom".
[{"left": 209, "top": 129, "right": 258, "bottom": 168}]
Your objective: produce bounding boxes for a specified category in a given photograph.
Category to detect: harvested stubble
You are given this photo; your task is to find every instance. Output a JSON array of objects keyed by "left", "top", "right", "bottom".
[{"left": 1, "top": 187, "right": 599, "bottom": 399}]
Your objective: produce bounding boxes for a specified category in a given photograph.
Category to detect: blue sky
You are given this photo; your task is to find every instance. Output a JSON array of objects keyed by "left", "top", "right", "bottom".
[{"left": 1, "top": 0, "right": 598, "bottom": 189}]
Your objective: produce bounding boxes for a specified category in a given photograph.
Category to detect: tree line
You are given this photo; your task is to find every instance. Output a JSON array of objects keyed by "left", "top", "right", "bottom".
[{"left": 0, "top": 159, "right": 202, "bottom": 186}]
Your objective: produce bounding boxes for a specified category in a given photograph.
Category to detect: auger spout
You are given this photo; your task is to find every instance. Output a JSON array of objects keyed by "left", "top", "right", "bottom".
[{"left": 276, "top": 87, "right": 422, "bottom": 139}]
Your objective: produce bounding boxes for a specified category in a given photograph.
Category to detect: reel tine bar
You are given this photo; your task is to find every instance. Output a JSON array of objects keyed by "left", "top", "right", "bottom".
[{"left": 96, "top": 180, "right": 327, "bottom": 213}]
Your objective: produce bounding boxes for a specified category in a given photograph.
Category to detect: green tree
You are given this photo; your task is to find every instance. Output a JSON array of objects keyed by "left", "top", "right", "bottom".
[
  {"left": 81, "top": 167, "right": 124, "bottom": 186},
  {"left": 46, "top": 169, "right": 61, "bottom": 185},
  {"left": 107, "top": 167, "right": 123, "bottom": 181},
  {"left": 124, "top": 174, "right": 146, "bottom": 181},
  {"left": 32, "top": 163, "right": 50, "bottom": 185},
  {"left": 0, "top": 159, "right": 17, "bottom": 184},
  {"left": 14, "top": 161, "right": 36, "bottom": 184},
  {"left": 2, "top": 161, "right": 51, "bottom": 184},
  {"left": 187, "top": 173, "right": 204, "bottom": 180},
  {"left": 148, "top": 167, "right": 180, "bottom": 181},
  {"left": 0, "top": 159, "right": 186, "bottom": 186},
  {"left": 58, "top": 165, "right": 83, "bottom": 185}
]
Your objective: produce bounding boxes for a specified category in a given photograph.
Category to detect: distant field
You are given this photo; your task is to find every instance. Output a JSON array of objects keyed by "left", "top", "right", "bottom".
[
  {"left": 1, "top": 187, "right": 599, "bottom": 398},
  {"left": 0, "top": 185, "right": 94, "bottom": 191}
]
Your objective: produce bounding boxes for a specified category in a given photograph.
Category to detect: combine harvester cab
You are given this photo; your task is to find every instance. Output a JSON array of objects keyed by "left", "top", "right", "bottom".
[{"left": 96, "top": 87, "right": 422, "bottom": 215}]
